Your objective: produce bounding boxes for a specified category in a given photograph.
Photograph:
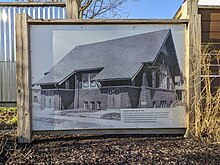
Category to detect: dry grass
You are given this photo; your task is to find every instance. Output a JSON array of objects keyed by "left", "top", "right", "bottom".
[{"left": 190, "top": 44, "right": 220, "bottom": 143}]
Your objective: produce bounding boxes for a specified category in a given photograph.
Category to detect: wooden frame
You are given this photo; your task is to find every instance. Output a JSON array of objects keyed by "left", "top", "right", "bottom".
[
  {"left": 16, "top": 1, "right": 201, "bottom": 144},
  {"left": 16, "top": 14, "right": 32, "bottom": 143},
  {"left": 178, "top": 0, "right": 201, "bottom": 137}
]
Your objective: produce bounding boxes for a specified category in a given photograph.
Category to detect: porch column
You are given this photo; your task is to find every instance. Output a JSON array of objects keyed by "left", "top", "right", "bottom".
[{"left": 139, "top": 72, "right": 150, "bottom": 108}]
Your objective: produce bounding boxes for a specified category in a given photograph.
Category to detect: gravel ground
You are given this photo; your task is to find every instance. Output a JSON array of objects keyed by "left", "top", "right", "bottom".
[{"left": 1, "top": 127, "right": 220, "bottom": 165}]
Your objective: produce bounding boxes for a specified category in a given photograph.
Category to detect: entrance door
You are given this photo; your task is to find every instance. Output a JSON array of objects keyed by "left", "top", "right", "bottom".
[{"left": 107, "top": 89, "right": 121, "bottom": 109}]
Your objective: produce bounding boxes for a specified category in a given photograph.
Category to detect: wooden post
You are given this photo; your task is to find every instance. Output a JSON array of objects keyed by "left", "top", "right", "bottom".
[
  {"left": 181, "top": 0, "right": 201, "bottom": 137},
  {"left": 16, "top": 14, "right": 32, "bottom": 143},
  {"left": 66, "top": 0, "right": 79, "bottom": 19}
]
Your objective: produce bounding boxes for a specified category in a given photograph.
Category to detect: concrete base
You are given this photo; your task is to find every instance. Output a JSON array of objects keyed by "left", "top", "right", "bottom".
[{"left": 0, "top": 101, "right": 16, "bottom": 107}]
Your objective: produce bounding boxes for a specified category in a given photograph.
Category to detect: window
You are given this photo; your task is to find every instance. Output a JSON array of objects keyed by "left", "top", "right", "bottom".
[
  {"left": 153, "top": 101, "right": 156, "bottom": 108},
  {"left": 108, "top": 89, "right": 113, "bottom": 95},
  {"left": 90, "top": 101, "right": 96, "bottom": 110},
  {"left": 160, "top": 101, "right": 167, "bottom": 108},
  {"left": 115, "top": 89, "right": 120, "bottom": 95},
  {"left": 34, "top": 96, "right": 38, "bottom": 102},
  {"left": 97, "top": 101, "right": 101, "bottom": 110},
  {"left": 65, "top": 80, "right": 70, "bottom": 89},
  {"left": 168, "top": 77, "right": 173, "bottom": 90},
  {"left": 84, "top": 101, "right": 89, "bottom": 110},
  {"left": 164, "top": 101, "right": 167, "bottom": 108},
  {"left": 82, "top": 73, "right": 97, "bottom": 88},
  {"left": 152, "top": 71, "right": 156, "bottom": 88},
  {"left": 90, "top": 73, "right": 97, "bottom": 87},
  {"left": 49, "top": 98, "right": 52, "bottom": 108},
  {"left": 82, "top": 74, "right": 89, "bottom": 88},
  {"left": 170, "top": 100, "right": 173, "bottom": 107},
  {"left": 160, "top": 101, "right": 163, "bottom": 108},
  {"left": 160, "top": 71, "right": 167, "bottom": 89}
]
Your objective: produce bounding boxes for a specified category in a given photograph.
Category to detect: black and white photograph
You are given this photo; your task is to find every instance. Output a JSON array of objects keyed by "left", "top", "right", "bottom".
[{"left": 31, "top": 25, "right": 186, "bottom": 131}]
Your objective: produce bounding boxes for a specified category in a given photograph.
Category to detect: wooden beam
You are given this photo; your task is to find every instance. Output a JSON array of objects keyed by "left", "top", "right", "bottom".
[
  {"left": 199, "top": 5, "right": 220, "bottom": 9},
  {"left": 0, "top": 2, "right": 65, "bottom": 7},
  {"left": 181, "top": 0, "right": 201, "bottom": 137},
  {"left": 16, "top": 14, "right": 32, "bottom": 144},
  {"left": 66, "top": 0, "right": 79, "bottom": 19},
  {"left": 27, "top": 19, "right": 189, "bottom": 25},
  {"left": 33, "top": 128, "right": 186, "bottom": 136}
]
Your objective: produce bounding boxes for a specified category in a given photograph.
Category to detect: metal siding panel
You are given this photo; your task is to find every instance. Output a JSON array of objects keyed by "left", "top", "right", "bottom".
[
  {"left": 0, "top": 62, "right": 16, "bottom": 101},
  {"left": 63, "top": 7, "right": 65, "bottom": 19},
  {"left": 0, "top": 5, "right": 66, "bottom": 102},
  {"left": 47, "top": 7, "right": 50, "bottom": 19},
  {"left": 42, "top": 7, "right": 46, "bottom": 19},
  {"left": 52, "top": 7, "right": 54, "bottom": 19},
  {"left": 3, "top": 8, "right": 7, "bottom": 61},
  {"left": 27, "top": 7, "right": 31, "bottom": 16},
  {"left": 33, "top": 7, "right": 35, "bottom": 17},
  {"left": 8, "top": 7, "right": 12, "bottom": 61},
  {"left": 57, "top": 7, "right": 60, "bottom": 19},
  {"left": 0, "top": 7, "right": 3, "bottom": 61},
  {"left": 38, "top": 7, "right": 40, "bottom": 18},
  {"left": 12, "top": 7, "right": 16, "bottom": 61}
]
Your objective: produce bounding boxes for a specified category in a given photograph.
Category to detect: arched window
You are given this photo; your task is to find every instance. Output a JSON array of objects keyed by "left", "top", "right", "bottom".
[
  {"left": 34, "top": 96, "right": 38, "bottom": 102},
  {"left": 115, "top": 89, "right": 120, "bottom": 95},
  {"left": 152, "top": 71, "right": 156, "bottom": 88},
  {"left": 108, "top": 89, "right": 113, "bottom": 95},
  {"left": 159, "top": 70, "right": 167, "bottom": 89}
]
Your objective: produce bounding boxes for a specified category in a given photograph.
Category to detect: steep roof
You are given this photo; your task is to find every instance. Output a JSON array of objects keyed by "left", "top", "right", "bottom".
[{"left": 35, "top": 29, "right": 172, "bottom": 85}]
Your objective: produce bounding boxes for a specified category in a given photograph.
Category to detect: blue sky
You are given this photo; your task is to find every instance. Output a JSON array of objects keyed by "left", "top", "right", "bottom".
[
  {"left": 126, "top": 0, "right": 183, "bottom": 18},
  {"left": 0, "top": 0, "right": 183, "bottom": 19}
]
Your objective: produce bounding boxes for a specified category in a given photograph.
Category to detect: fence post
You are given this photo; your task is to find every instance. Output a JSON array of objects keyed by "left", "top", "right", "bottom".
[
  {"left": 181, "top": 0, "right": 201, "bottom": 137},
  {"left": 16, "top": 14, "right": 32, "bottom": 143},
  {"left": 66, "top": 0, "right": 79, "bottom": 19}
]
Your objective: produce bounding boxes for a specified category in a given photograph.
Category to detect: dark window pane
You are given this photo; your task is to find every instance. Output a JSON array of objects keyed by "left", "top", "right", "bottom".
[
  {"left": 90, "top": 73, "right": 97, "bottom": 87},
  {"left": 97, "top": 101, "right": 101, "bottom": 110},
  {"left": 90, "top": 101, "right": 95, "bottom": 110},
  {"left": 84, "top": 101, "right": 89, "bottom": 110},
  {"left": 115, "top": 89, "right": 120, "bottom": 95},
  {"left": 82, "top": 74, "right": 89, "bottom": 88},
  {"left": 108, "top": 89, "right": 113, "bottom": 95}
]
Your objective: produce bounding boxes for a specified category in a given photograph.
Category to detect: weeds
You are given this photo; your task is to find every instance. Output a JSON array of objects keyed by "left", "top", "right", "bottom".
[
  {"left": 190, "top": 44, "right": 220, "bottom": 143},
  {"left": 0, "top": 107, "right": 17, "bottom": 129}
]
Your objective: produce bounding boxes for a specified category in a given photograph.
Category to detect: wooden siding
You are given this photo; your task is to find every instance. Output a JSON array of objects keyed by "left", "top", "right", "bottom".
[
  {"left": 199, "top": 8, "right": 220, "bottom": 92},
  {"left": 199, "top": 9, "right": 220, "bottom": 42}
]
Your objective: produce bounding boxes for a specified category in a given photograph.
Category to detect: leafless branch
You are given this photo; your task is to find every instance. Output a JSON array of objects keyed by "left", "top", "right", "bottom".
[{"left": 82, "top": 0, "right": 128, "bottom": 19}]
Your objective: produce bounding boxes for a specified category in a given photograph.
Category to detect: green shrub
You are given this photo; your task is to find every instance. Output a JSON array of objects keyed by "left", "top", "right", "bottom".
[{"left": 0, "top": 107, "right": 17, "bottom": 126}]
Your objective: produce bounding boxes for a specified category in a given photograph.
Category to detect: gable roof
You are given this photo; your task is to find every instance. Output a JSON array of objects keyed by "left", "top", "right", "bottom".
[{"left": 35, "top": 29, "right": 174, "bottom": 85}]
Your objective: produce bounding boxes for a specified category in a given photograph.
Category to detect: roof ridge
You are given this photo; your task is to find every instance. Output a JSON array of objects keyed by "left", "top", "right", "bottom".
[{"left": 76, "top": 29, "right": 171, "bottom": 48}]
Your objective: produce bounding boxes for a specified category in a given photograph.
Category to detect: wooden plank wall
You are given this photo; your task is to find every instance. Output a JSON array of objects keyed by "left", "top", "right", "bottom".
[
  {"left": 199, "top": 8, "right": 220, "bottom": 92},
  {"left": 200, "top": 9, "right": 220, "bottom": 43}
]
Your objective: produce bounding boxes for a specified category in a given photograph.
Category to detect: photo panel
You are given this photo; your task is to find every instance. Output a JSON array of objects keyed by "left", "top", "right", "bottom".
[{"left": 30, "top": 24, "right": 186, "bottom": 131}]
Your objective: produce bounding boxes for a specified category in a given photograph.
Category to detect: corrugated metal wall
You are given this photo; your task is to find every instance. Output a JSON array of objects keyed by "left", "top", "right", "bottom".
[
  {"left": 0, "top": 5, "right": 66, "bottom": 102},
  {"left": 0, "top": 61, "right": 16, "bottom": 101}
]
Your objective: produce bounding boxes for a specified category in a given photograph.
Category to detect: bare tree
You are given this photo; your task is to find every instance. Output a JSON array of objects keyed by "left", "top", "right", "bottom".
[
  {"left": 14, "top": 0, "right": 130, "bottom": 19},
  {"left": 79, "top": 0, "right": 128, "bottom": 19}
]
